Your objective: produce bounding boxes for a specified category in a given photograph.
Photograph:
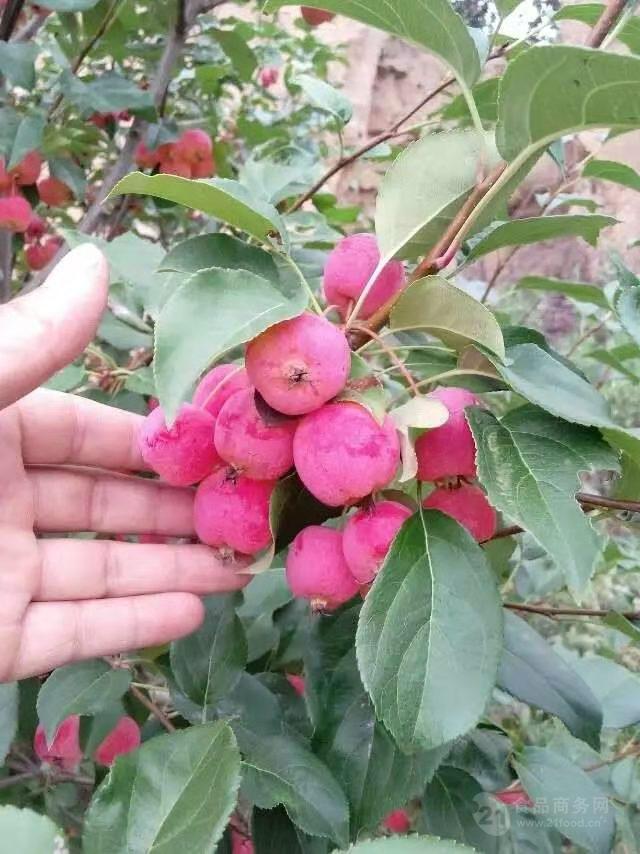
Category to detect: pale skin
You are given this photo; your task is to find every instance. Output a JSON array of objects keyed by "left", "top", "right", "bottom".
[{"left": 0, "top": 244, "right": 246, "bottom": 683}]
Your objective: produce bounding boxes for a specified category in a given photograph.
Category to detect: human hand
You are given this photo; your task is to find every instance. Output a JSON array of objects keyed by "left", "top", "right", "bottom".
[{"left": 0, "top": 244, "right": 246, "bottom": 682}]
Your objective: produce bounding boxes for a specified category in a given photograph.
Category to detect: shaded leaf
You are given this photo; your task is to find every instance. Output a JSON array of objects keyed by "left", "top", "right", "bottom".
[
  {"left": 0, "top": 683, "right": 18, "bottom": 764},
  {"left": 60, "top": 70, "right": 155, "bottom": 118},
  {"left": 37, "top": 660, "right": 131, "bottom": 742},
  {"left": 583, "top": 158, "right": 640, "bottom": 192},
  {"left": 0, "top": 807, "right": 61, "bottom": 854},
  {"left": 253, "top": 806, "right": 329, "bottom": 853},
  {"left": 159, "top": 234, "right": 279, "bottom": 279},
  {"left": 498, "top": 612, "right": 602, "bottom": 747},
  {"left": 83, "top": 722, "right": 240, "bottom": 854},
  {"left": 570, "top": 654, "right": 640, "bottom": 728},
  {"left": 0, "top": 42, "right": 38, "bottom": 89},
  {"left": 212, "top": 28, "right": 257, "bottom": 80},
  {"left": 356, "top": 512, "right": 502, "bottom": 752},
  {"left": 296, "top": 74, "right": 352, "bottom": 125},
  {"left": 344, "top": 838, "right": 477, "bottom": 853},
  {"left": 517, "top": 276, "right": 609, "bottom": 308}
]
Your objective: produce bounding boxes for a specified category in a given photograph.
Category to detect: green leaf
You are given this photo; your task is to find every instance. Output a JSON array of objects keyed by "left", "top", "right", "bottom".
[
  {"left": 445, "top": 727, "right": 512, "bottom": 791},
  {"left": 0, "top": 683, "right": 18, "bottom": 764},
  {"left": 497, "top": 46, "right": 640, "bottom": 162},
  {"left": 441, "top": 78, "right": 499, "bottom": 124},
  {"left": 316, "top": 650, "right": 447, "bottom": 831},
  {"left": 420, "top": 766, "right": 503, "bottom": 852},
  {"left": 44, "top": 363, "right": 86, "bottom": 392},
  {"left": 159, "top": 234, "right": 278, "bottom": 279},
  {"left": 469, "top": 405, "right": 618, "bottom": 592},
  {"left": 376, "top": 130, "right": 501, "bottom": 261},
  {"left": 495, "top": 0, "right": 524, "bottom": 16},
  {"left": 253, "top": 807, "right": 329, "bottom": 854},
  {"left": 60, "top": 70, "right": 156, "bottom": 118},
  {"left": 84, "top": 722, "right": 241, "bottom": 854},
  {"left": 48, "top": 156, "right": 87, "bottom": 199},
  {"left": 356, "top": 512, "right": 503, "bottom": 752},
  {"left": 154, "top": 267, "right": 307, "bottom": 421},
  {"left": 569, "top": 654, "right": 640, "bottom": 728},
  {"left": 295, "top": 74, "right": 352, "bottom": 125},
  {"left": 514, "top": 747, "right": 614, "bottom": 854},
  {"left": 390, "top": 276, "right": 505, "bottom": 359},
  {"left": 586, "top": 346, "right": 640, "bottom": 381},
  {"left": 583, "top": 159, "right": 640, "bottom": 192},
  {"left": 212, "top": 29, "right": 257, "bottom": 81},
  {"left": 36, "top": 0, "right": 101, "bottom": 8},
  {"left": 237, "top": 570, "right": 293, "bottom": 662},
  {"left": 170, "top": 596, "right": 247, "bottom": 711},
  {"left": 6, "top": 113, "right": 45, "bottom": 170},
  {"left": 0, "top": 43, "right": 38, "bottom": 89},
  {"left": 270, "top": 473, "right": 342, "bottom": 554},
  {"left": 517, "top": 276, "right": 609, "bottom": 308},
  {"left": 612, "top": 257, "right": 640, "bottom": 347},
  {"left": 242, "top": 735, "right": 350, "bottom": 848},
  {"left": 602, "top": 612, "right": 640, "bottom": 644},
  {"left": 0, "top": 807, "right": 62, "bottom": 854},
  {"left": 466, "top": 214, "right": 617, "bottom": 261},
  {"left": 264, "top": 0, "right": 481, "bottom": 87},
  {"left": 109, "top": 173, "right": 284, "bottom": 244},
  {"left": 498, "top": 612, "right": 602, "bottom": 747},
  {"left": 343, "top": 838, "right": 478, "bottom": 853},
  {"left": 37, "top": 660, "right": 131, "bottom": 742},
  {"left": 337, "top": 352, "right": 388, "bottom": 424}
]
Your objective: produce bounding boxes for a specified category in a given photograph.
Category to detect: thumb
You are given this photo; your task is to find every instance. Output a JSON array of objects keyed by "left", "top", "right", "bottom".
[{"left": 0, "top": 244, "right": 109, "bottom": 410}]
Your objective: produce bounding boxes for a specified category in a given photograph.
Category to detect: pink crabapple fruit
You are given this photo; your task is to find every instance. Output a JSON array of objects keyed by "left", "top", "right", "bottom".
[
  {"left": 286, "top": 674, "right": 306, "bottom": 696},
  {"left": 286, "top": 526, "right": 360, "bottom": 611},
  {"left": 94, "top": 716, "right": 141, "bottom": 766},
  {"left": 294, "top": 402, "right": 400, "bottom": 507},
  {"left": 34, "top": 715, "right": 83, "bottom": 772},
  {"left": 342, "top": 500, "right": 413, "bottom": 584},
  {"left": 193, "top": 364, "right": 251, "bottom": 418},
  {"left": 323, "top": 233, "right": 407, "bottom": 320},
  {"left": 138, "top": 403, "right": 220, "bottom": 487},
  {"left": 11, "top": 150, "right": 42, "bottom": 186},
  {"left": 384, "top": 809, "right": 411, "bottom": 834},
  {"left": 301, "top": 6, "right": 335, "bottom": 24},
  {"left": 214, "top": 388, "right": 296, "bottom": 480},
  {"left": 422, "top": 482, "right": 497, "bottom": 542},
  {"left": 0, "top": 194, "right": 32, "bottom": 232},
  {"left": 194, "top": 466, "right": 274, "bottom": 555},
  {"left": 259, "top": 66, "right": 279, "bottom": 87},
  {"left": 24, "top": 235, "right": 63, "bottom": 271},
  {"left": 245, "top": 313, "right": 350, "bottom": 416},
  {"left": 494, "top": 787, "right": 533, "bottom": 808},
  {"left": 415, "top": 386, "right": 480, "bottom": 482},
  {"left": 37, "top": 175, "right": 73, "bottom": 207}
]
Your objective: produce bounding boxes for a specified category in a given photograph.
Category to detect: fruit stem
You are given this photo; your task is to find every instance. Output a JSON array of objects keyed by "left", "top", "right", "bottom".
[
  {"left": 352, "top": 324, "right": 421, "bottom": 396},
  {"left": 277, "top": 250, "right": 323, "bottom": 315}
]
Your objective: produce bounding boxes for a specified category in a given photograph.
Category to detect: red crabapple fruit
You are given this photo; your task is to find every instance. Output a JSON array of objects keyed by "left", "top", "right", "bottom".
[
  {"left": 214, "top": 388, "right": 296, "bottom": 480},
  {"left": 286, "top": 674, "right": 306, "bottom": 696},
  {"left": 384, "top": 809, "right": 411, "bottom": 834},
  {"left": 342, "top": 500, "right": 412, "bottom": 583},
  {"left": 94, "top": 716, "right": 141, "bottom": 766},
  {"left": 415, "top": 387, "right": 479, "bottom": 482},
  {"left": 193, "top": 364, "right": 251, "bottom": 418},
  {"left": 194, "top": 466, "right": 274, "bottom": 555},
  {"left": 301, "top": 6, "right": 335, "bottom": 24},
  {"left": 134, "top": 141, "right": 161, "bottom": 169},
  {"left": 0, "top": 194, "right": 32, "bottom": 232},
  {"left": 231, "top": 829, "right": 255, "bottom": 854},
  {"left": 494, "top": 788, "right": 533, "bottom": 808},
  {"left": 12, "top": 151, "right": 42, "bottom": 186},
  {"left": 37, "top": 176, "right": 72, "bottom": 207},
  {"left": 24, "top": 235, "right": 63, "bottom": 270},
  {"left": 323, "top": 233, "right": 406, "bottom": 320},
  {"left": 138, "top": 403, "right": 220, "bottom": 486},
  {"left": 294, "top": 402, "right": 400, "bottom": 506},
  {"left": 259, "top": 66, "right": 279, "bottom": 88},
  {"left": 422, "top": 482, "right": 497, "bottom": 542},
  {"left": 245, "top": 313, "right": 350, "bottom": 416},
  {"left": 286, "top": 526, "right": 360, "bottom": 610},
  {"left": 34, "top": 715, "right": 82, "bottom": 772}
]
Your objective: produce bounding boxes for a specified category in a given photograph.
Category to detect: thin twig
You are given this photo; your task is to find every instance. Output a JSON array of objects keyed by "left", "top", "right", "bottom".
[
  {"left": 130, "top": 684, "right": 176, "bottom": 733},
  {"left": 587, "top": 0, "right": 628, "bottom": 47},
  {"left": 352, "top": 323, "right": 420, "bottom": 395},
  {"left": 566, "top": 312, "right": 612, "bottom": 357},
  {"left": 504, "top": 602, "right": 640, "bottom": 620},
  {"left": 0, "top": 771, "right": 37, "bottom": 790}
]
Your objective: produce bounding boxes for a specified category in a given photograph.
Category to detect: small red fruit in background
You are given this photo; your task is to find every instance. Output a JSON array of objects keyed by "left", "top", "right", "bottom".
[
  {"left": 11, "top": 150, "right": 42, "bottom": 186},
  {"left": 384, "top": 809, "right": 411, "bottom": 834},
  {"left": 323, "top": 233, "right": 406, "bottom": 320},
  {"left": 415, "top": 387, "right": 479, "bottom": 482},
  {"left": 286, "top": 673, "right": 305, "bottom": 696},
  {"left": 0, "top": 194, "right": 33, "bottom": 232},
  {"left": 37, "top": 175, "right": 73, "bottom": 207},
  {"left": 286, "top": 526, "right": 360, "bottom": 610},
  {"left": 24, "top": 235, "right": 63, "bottom": 270},
  {"left": 423, "top": 482, "right": 497, "bottom": 542},
  {"left": 138, "top": 403, "right": 220, "bottom": 486},
  {"left": 294, "top": 402, "right": 400, "bottom": 507},
  {"left": 34, "top": 715, "right": 83, "bottom": 772},
  {"left": 134, "top": 141, "right": 161, "bottom": 170},
  {"left": 342, "top": 500, "right": 412, "bottom": 584},
  {"left": 193, "top": 364, "right": 251, "bottom": 418},
  {"left": 494, "top": 787, "right": 533, "bottom": 807},
  {"left": 259, "top": 66, "right": 279, "bottom": 88},
  {"left": 94, "top": 716, "right": 141, "bottom": 766},
  {"left": 301, "top": 6, "right": 335, "bottom": 25},
  {"left": 194, "top": 466, "right": 274, "bottom": 555},
  {"left": 231, "top": 829, "right": 255, "bottom": 854},
  {"left": 246, "top": 313, "right": 351, "bottom": 416}
]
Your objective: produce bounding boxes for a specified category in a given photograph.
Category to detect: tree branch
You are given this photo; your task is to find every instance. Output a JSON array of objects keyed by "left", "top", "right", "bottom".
[
  {"left": 0, "top": 231, "right": 12, "bottom": 303},
  {"left": 504, "top": 602, "right": 640, "bottom": 620},
  {"left": 0, "top": 0, "right": 25, "bottom": 41},
  {"left": 587, "top": 0, "right": 628, "bottom": 47},
  {"left": 130, "top": 684, "right": 176, "bottom": 733}
]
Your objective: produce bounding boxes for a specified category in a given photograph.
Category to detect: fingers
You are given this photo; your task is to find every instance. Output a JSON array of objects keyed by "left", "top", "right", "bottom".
[
  {"left": 28, "top": 468, "right": 195, "bottom": 536},
  {"left": 19, "top": 390, "right": 147, "bottom": 471},
  {"left": 0, "top": 245, "right": 109, "bottom": 411},
  {"left": 35, "top": 538, "right": 248, "bottom": 601},
  {"left": 10, "top": 594, "right": 205, "bottom": 680}
]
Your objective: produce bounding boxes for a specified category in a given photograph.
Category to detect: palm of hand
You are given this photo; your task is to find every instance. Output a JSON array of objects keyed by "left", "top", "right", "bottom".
[{"left": 0, "top": 246, "right": 244, "bottom": 682}]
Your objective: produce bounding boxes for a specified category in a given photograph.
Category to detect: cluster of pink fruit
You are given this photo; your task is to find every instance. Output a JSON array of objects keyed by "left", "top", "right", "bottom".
[
  {"left": 134, "top": 128, "right": 215, "bottom": 179},
  {"left": 33, "top": 714, "right": 141, "bottom": 771},
  {"left": 139, "top": 232, "right": 496, "bottom": 609}
]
